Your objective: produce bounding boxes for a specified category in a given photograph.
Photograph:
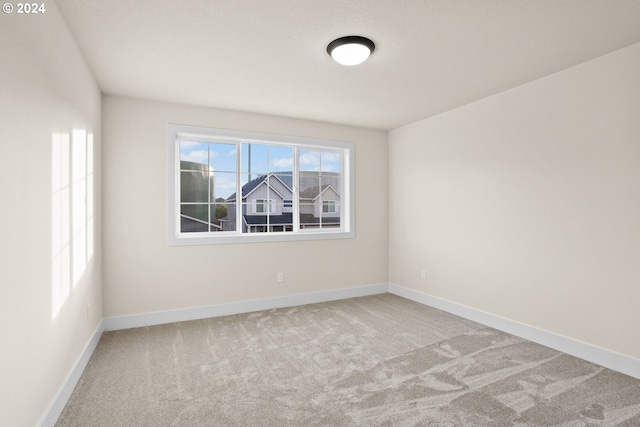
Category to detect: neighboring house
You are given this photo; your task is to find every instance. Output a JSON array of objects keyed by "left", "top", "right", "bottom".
[
  {"left": 225, "top": 173, "right": 293, "bottom": 232},
  {"left": 299, "top": 184, "right": 341, "bottom": 228},
  {"left": 225, "top": 172, "right": 341, "bottom": 232}
]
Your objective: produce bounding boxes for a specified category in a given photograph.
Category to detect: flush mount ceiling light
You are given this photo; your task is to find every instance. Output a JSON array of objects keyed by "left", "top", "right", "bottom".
[{"left": 327, "top": 36, "right": 375, "bottom": 66}]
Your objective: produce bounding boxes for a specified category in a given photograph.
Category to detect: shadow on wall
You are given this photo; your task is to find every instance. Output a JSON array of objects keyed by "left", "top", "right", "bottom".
[{"left": 51, "top": 130, "right": 94, "bottom": 319}]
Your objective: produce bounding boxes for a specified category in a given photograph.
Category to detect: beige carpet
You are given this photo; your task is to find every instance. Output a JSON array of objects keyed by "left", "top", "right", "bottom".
[{"left": 56, "top": 294, "right": 640, "bottom": 426}]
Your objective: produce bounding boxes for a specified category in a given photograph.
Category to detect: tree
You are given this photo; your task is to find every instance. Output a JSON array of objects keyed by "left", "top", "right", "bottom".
[{"left": 215, "top": 204, "right": 227, "bottom": 221}]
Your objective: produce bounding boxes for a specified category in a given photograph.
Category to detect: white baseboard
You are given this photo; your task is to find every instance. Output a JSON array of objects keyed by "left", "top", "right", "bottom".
[
  {"left": 104, "top": 283, "right": 389, "bottom": 331},
  {"left": 388, "top": 283, "right": 640, "bottom": 380},
  {"left": 37, "top": 319, "right": 105, "bottom": 427}
]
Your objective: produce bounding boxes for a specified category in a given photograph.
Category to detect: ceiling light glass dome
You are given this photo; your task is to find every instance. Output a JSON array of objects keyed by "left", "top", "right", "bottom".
[{"left": 327, "top": 36, "right": 375, "bottom": 66}]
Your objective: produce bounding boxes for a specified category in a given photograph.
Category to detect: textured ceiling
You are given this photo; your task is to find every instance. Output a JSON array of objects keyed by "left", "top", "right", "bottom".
[{"left": 55, "top": 0, "right": 640, "bottom": 130}]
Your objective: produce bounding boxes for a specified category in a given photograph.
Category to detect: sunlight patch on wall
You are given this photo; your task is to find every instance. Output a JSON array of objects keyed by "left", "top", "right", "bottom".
[
  {"left": 87, "top": 133, "right": 94, "bottom": 262},
  {"left": 52, "top": 133, "right": 71, "bottom": 318},
  {"left": 72, "top": 130, "right": 87, "bottom": 287},
  {"left": 52, "top": 130, "right": 94, "bottom": 319}
]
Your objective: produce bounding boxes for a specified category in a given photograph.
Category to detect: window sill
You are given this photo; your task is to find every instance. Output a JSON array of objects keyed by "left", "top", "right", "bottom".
[{"left": 167, "top": 230, "right": 355, "bottom": 246}]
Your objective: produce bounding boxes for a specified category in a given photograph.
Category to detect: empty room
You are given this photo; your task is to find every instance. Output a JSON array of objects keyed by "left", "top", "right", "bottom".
[{"left": 2, "top": 1, "right": 640, "bottom": 426}]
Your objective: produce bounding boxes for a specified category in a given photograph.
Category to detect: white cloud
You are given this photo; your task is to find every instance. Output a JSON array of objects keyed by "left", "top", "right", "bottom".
[
  {"left": 180, "top": 148, "right": 221, "bottom": 165},
  {"left": 215, "top": 175, "right": 236, "bottom": 190},
  {"left": 321, "top": 152, "right": 340, "bottom": 163},
  {"left": 181, "top": 149, "right": 208, "bottom": 164},
  {"left": 299, "top": 152, "right": 320, "bottom": 166},
  {"left": 299, "top": 151, "right": 339, "bottom": 172},
  {"left": 179, "top": 141, "right": 203, "bottom": 150},
  {"left": 273, "top": 158, "right": 293, "bottom": 168}
]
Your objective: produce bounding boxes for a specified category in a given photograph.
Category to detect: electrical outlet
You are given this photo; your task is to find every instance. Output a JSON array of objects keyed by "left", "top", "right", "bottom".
[
  {"left": 420, "top": 270, "right": 426, "bottom": 280},
  {"left": 277, "top": 272, "right": 284, "bottom": 283}
]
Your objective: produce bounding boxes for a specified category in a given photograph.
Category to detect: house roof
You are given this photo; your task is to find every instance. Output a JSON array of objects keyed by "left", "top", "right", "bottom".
[
  {"left": 244, "top": 213, "right": 294, "bottom": 226},
  {"left": 226, "top": 171, "right": 341, "bottom": 202},
  {"left": 243, "top": 213, "right": 340, "bottom": 226},
  {"left": 227, "top": 173, "right": 292, "bottom": 202},
  {"left": 299, "top": 184, "right": 340, "bottom": 201},
  {"left": 227, "top": 175, "right": 265, "bottom": 201},
  {"left": 300, "top": 214, "right": 340, "bottom": 225}
]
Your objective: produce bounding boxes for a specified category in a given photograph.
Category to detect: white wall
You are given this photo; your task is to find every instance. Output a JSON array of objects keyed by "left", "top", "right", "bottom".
[
  {"left": 389, "top": 42, "right": 640, "bottom": 360},
  {"left": 0, "top": 3, "right": 102, "bottom": 426},
  {"left": 102, "top": 96, "right": 388, "bottom": 318}
]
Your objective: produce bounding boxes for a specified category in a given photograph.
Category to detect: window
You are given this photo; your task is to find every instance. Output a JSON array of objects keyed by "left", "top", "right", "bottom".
[
  {"left": 323, "top": 200, "right": 336, "bottom": 213},
  {"left": 167, "top": 125, "right": 354, "bottom": 245},
  {"left": 253, "top": 199, "right": 274, "bottom": 214}
]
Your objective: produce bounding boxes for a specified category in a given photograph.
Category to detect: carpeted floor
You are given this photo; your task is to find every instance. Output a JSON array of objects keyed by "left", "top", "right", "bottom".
[{"left": 56, "top": 294, "right": 640, "bottom": 426}]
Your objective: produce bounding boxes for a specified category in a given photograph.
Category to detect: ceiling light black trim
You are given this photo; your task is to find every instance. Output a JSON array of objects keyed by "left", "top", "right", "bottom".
[{"left": 326, "top": 35, "right": 376, "bottom": 57}]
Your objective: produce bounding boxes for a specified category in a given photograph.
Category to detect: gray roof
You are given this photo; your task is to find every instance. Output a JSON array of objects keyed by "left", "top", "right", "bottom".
[
  {"left": 243, "top": 213, "right": 339, "bottom": 226},
  {"left": 244, "top": 213, "right": 293, "bottom": 226},
  {"left": 227, "top": 173, "right": 293, "bottom": 202},
  {"left": 299, "top": 184, "right": 339, "bottom": 200}
]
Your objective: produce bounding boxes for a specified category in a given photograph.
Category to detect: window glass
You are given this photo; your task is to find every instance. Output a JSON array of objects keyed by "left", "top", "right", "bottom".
[{"left": 169, "top": 125, "right": 354, "bottom": 244}]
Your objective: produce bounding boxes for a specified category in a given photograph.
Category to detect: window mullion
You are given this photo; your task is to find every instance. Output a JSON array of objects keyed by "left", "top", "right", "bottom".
[
  {"left": 293, "top": 146, "right": 299, "bottom": 232},
  {"left": 266, "top": 149, "right": 270, "bottom": 232},
  {"left": 208, "top": 143, "right": 212, "bottom": 232},
  {"left": 236, "top": 141, "right": 243, "bottom": 234},
  {"left": 175, "top": 139, "right": 181, "bottom": 237},
  {"left": 341, "top": 148, "right": 347, "bottom": 232},
  {"left": 266, "top": 178, "right": 271, "bottom": 232}
]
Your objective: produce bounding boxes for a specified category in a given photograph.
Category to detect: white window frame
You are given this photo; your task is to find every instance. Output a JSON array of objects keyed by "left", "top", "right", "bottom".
[{"left": 167, "top": 124, "right": 355, "bottom": 245}]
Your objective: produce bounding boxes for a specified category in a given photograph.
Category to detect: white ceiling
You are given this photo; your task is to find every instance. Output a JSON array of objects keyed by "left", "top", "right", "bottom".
[{"left": 55, "top": 0, "right": 640, "bottom": 130}]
